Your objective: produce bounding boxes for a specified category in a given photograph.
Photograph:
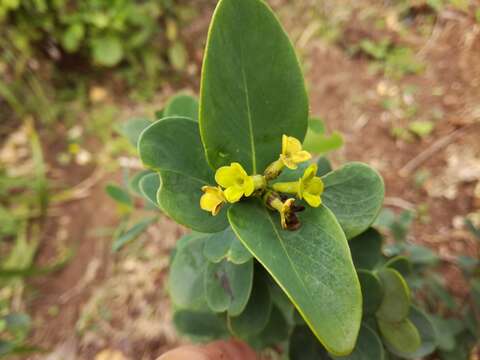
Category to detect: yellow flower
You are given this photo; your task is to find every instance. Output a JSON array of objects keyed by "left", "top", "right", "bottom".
[
  {"left": 215, "top": 162, "right": 254, "bottom": 203},
  {"left": 200, "top": 186, "right": 226, "bottom": 215},
  {"left": 298, "top": 164, "right": 324, "bottom": 207},
  {"left": 272, "top": 163, "right": 324, "bottom": 208},
  {"left": 280, "top": 134, "right": 311, "bottom": 169}
]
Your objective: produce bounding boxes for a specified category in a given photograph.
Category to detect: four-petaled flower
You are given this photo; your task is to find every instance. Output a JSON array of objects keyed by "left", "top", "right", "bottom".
[
  {"left": 298, "top": 164, "right": 324, "bottom": 207},
  {"left": 199, "top": 135, "right": 323, "bottom": 229},
  {"left": 280, "top": 134, "right": 311, "bottom": 169},
  {"left": 215, "top": 162, "right": 254, "bottom": 203},
  {"left": 200, "top": 186, "right": 226, "bottom": 215},
  {"left": 272, "top": 163, "right": 324, "bottom": 208}
]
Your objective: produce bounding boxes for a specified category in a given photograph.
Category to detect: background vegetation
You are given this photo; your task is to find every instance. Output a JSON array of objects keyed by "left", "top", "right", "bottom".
[{"left": 1, "top": 0, "right": 479, "bottom": 358}]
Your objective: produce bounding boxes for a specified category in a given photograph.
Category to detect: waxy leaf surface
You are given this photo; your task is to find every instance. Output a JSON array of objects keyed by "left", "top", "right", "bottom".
[
  {"left": 349, "top": 228, "right": 383, "bottom": 270},
  {"left": 229, "top": 200, "right": 361, "bottom": 355},
  {"left": 378, "top": 318, "right": 421, "bottom": 354},
  {"left": 138, "top": 117, "right": 228, "bottom": 232},
  {"left": 164, "top": 93, "right": 199, "bottom": 121},
  {"left": 358, "top": 270, "right": 383, "bottom": 316},
  {"left": 388, "top": 306, "right": 437, "bottom": 359},
  {"left": 169, "top": 234, "right": 208, "bottom": 310},
  {"left": 200, "top": 0, "right": 308, "bottom": 174},
  {"left": 322, "top": 163, "right": 384, "bottom": 239},
  {"left": 139, "top": 172, "right": 161, "bottom": 208},
  {"left": 204, "top": 259, "right": 253, "bottom": 316},
  {"left": 376, "top": 268, "right": 411, "bottom": 323},
  {"left": 228, "top": 274, "right": 272, "bottom": 339},
  {"left": 203, "top": 227, "right": 252, "bottom": 264},
  {"left": 334, "top": 325, "right": 385, "bottom": 360},
  {"left": 173, "top": 310, "right": 228, "bottom": 341}
]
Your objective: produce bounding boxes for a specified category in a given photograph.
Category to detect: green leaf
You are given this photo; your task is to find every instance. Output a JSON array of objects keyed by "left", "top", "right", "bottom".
[
  {"left": 164, "top": 93, "right": 199, "bottom": 121},
  {"left": 349, "top": 228, "right": 383, "bottom": 270},
  {"left": 203, "top": 227, "right": 252, "bottom": 264},
  {"left": 168, "top": 41, "right": 188, "bottom": 71},
  {"left": 303, "top": 130, "right": 344, "bottom": 155},
  {"left": 388, "top": 306, "right": 437, "bottom": 359},
  {"left": 308, "top": 117, "right": 326, "bottom": 133},
  {"left": 229, "top": 200, "right": 361, "bottom": 356},
  {"left": 105, "top": 184, "right": 133, "bottom": 212},
  {"left": 289, "top": 325, "right": 331, "bottom": 360},
  {"left": 173, "top": 310, "right": 228, "bottom": 341},
  {"left": 129, "top": 170, "right": 153, "bottom": 196},
  {"left": 405, "top": 244, "right": 438, "bottom": 265},
  {"left": 432, "top": 316, "right": 463, "bottom": 351},
  {"left": 290, "top": 324, "right": 385, "bottom": 360},
  {"left": 62, "top": 23, "right": 84, "bottom": 52},
  {"left": 333, "top": 325, "right": 385, "bottom": 360},
  {"left": 111, "top": 217, "right": 156, "bottom": 252},
  {"left": 317, "top": 157, "right": 333, "bottom": 176},
  {"left": 169, "top": 234, "right": 209, "bottom": 310},
  {"left": 139, "top": 117, "right": 228, "bottom": 232},
  {"left": 92, "top": 36, "right": 124, "bottom": 67},
  {"left": 204, "top": 258, "right": 253, "bottom": 316},
  {"left": 408, "top": 120, "right": 435, "bottom": 137},
  {"left": 117, "top": 117, "right": 152, "bottom": 147},
  {"left": 358, "top": 270, "right": 383, "bottom": 316},
  {"left": 303, "top": 118, "right": 344, "bottom": 155},
  {"left": 199, "top": 0, "right": 308, "bottom": 174},
  {"left": 385, "top": 256, "right": 412, "bottom": 276},
  {"left": 139, "top": 117, "right": 212, "bottom": 180},
  {"left": 376, "top": 269, "right": 411, "bottom": 323},
  {"left": 321, "top": 163, "right": 385, "bottom": 239},
  {"left": 228, "top": 274, "right": 272, "bottom": 339},
  {"left": 377, "top": 318, "right": 421, "bottom": 355},
  {"left": 246, "top": 305, "right": 290, "bottom": 349},
  {"left": 3, "top": 313, "right": 31, "bottom": 337},
  {"left": 139, "top": 172, "right": 161, "bottom": 208},
  {"left": 158, "top": 171, "right": 228, "bottom": 233}
]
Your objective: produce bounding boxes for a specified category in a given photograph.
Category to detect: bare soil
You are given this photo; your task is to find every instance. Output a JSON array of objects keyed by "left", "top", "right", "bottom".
[{"left": 22, "top": 1, "right": 480, "bottom": 359}]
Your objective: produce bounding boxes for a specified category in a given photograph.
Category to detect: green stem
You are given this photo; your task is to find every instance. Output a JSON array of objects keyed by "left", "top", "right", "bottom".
[{"left": 272, "top": 181, "right": 299, "bottom": 195}]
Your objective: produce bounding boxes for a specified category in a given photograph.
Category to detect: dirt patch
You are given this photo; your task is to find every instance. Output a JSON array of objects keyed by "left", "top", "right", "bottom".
[{"left": 21, "top": 2, "right": 480, "bottom": 359}]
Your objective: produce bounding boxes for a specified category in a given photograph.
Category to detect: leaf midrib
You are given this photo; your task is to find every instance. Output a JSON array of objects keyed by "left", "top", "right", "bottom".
[{"left": 240, "top": 52, "right": 257, "bottom": 174}]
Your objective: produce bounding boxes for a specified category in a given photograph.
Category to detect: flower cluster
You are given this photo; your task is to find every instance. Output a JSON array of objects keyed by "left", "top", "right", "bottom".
[{"left": 200, "top": 135, "right": 324, "bottom": 230}]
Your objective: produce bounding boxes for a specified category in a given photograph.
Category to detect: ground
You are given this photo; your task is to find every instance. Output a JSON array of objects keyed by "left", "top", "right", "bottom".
[{"left": 7, "top": 0, "right": 479, "bottom": 358}]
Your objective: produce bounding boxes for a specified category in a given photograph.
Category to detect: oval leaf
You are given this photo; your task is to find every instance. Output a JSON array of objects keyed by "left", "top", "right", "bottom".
[
  {"left": 158, "top": 170, "right": 228, "bottom": 233},
  {"left": 169, "top": 234, "right": 209, "bottom": 310},
  {"left": 139, "top": 172, "right": 161, "bottom": 208},
  {"left": 117, "top": 117, "right": 152, "bottom": 147},
  {"left": 204, "top": 258, "right": 253, "bottom": 316},
  {"left": 322, "top": 162, "right": 385, "bottom": 239},
  {"left": 333, "top": 325, "right": 385, "bottom": 360},
  {"left": 245, "top": 306, "right": 290, "bottom": 349},
  {"left": 199, "top": 0, "right": 308, "bottom": 174},
  {"left": 349, "top": 228, "right": 383, "bottom": 270},
  {"left": 228, "top": 274, "right": 272, "bottom": 339},
  {"left": 173, "top": 310, "right": 228, "bottom": 341},
  {"left": 385, "top": 256, "right": 412, "bottom": 277},
  {"left": 139, "top": 117, "right": 228, "bottom": 232},
  {"left": 388, "top": 306, "right": 437, "bottom": 359},
  {"left": 289, "top": 325, "right": 331, "bottom": 360},
  {"left": 378, "top": 318, "right": 421, "bottom": 354},
  {"left": 358, "top": 270, "right": 383, "bottom": 316},
  {"left": 129, "top": 170, "right": 153, "bottom": 196},
  {"left": 376, "top": 268, "right": 411, "bottom": 323},
  {"left": 228, "top": 200, "right": 362, "bottom": 356},
  {"left": 203, "top": 227, "right": 252, "bottom": 264},
  {"left": 164, "top": 93, "right": 199, "bottom": 121}
]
